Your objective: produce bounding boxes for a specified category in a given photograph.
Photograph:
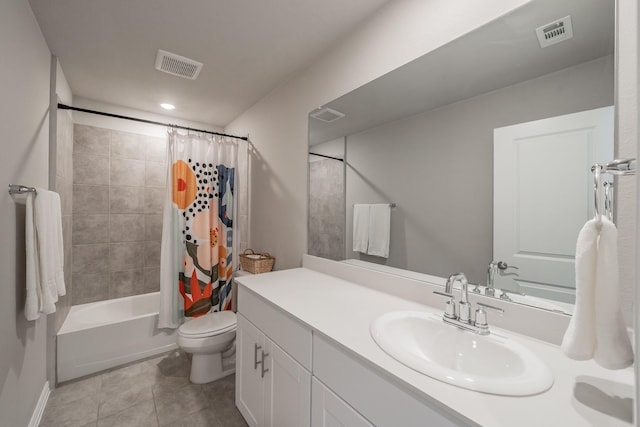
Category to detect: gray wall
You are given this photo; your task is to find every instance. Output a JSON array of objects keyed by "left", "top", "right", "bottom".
[
  {"left": 72, "top": 124, "right": 166, "bottom": 304},
  {"left": 0, "top": 0, "right": 52, "bottom": 424},
  {"left": 345, "top": 55, "right": 614, "bottom": 285}
]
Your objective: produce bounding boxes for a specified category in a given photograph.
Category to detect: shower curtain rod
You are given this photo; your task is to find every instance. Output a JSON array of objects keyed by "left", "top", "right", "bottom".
[
  {"left": 309, "top": 152, "right": 344, "bottom": 162},
  {"left": 57, "top": 103, "right": 249, "bottom": 141}
]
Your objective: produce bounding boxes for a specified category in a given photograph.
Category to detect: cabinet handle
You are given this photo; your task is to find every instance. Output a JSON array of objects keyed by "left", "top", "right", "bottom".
[
  {"left": 260, "top": 350, "right": 270, "bottom": 378},
  {"left": 254, "top": 343, "right": 262, "bottom": 370}
]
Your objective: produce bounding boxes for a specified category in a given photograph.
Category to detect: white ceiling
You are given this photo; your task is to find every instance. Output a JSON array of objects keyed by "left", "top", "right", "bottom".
[{"left": 28, "top": 0, "right": 390, "bottom": 126}]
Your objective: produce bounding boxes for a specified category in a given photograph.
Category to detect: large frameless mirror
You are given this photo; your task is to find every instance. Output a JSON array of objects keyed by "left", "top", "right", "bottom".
[{"left": 307, "top": 0, "right": 615, "bottom": 315}]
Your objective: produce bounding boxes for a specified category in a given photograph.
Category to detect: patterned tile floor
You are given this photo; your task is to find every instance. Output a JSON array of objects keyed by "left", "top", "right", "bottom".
[{"left": 40, "top": 350, "right": 248, "bottom": 427}]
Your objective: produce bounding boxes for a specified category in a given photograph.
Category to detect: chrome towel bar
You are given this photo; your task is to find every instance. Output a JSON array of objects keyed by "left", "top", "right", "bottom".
[{"left": 8, "top": 184, "right": 37, "bottom": 195}]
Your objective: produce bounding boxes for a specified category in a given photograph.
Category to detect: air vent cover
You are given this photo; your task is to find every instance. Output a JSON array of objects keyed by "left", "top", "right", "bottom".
[
  {"left": 310, "top": 107, "right": 345, "bottom": 123},
  {"left": 536, "top": 16, "right": 573, "bottom": 48},
  {"left": 155, "top": 50, "right": 203, "bottom": 80}
]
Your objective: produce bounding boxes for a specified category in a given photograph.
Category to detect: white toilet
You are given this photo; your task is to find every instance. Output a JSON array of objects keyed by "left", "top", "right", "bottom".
[{"left": 177, "top": 310, "right": 237, "bottom": 384}]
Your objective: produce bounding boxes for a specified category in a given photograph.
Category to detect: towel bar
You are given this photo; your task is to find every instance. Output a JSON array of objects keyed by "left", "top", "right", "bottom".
[
  {"left": 8, "top": 184, "right": 37, "bottom": 195},
  {"left": 591, "top": 158, "right": 635, "bottom": 225}
]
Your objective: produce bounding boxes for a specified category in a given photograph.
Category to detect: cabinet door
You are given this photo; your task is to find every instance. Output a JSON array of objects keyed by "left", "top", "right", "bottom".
[
  {"left": 236, "top": 314, "right": 265, "bottom": 427},
  {"left": 311, "top": 378, "right": 373, "bottom": 427},
  {"left": 264, "top": 337, "right": 312, "bottom": 427}
]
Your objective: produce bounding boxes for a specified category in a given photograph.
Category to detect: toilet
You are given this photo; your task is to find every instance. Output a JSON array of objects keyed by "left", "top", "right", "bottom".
[{"left": 177, "top": 310, "right": 237, "bottom": 384}]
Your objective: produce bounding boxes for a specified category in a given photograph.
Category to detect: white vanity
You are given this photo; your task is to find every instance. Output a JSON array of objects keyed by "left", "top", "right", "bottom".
[{"left": 234, "top": 255, "right": 633, "bottom": 426}]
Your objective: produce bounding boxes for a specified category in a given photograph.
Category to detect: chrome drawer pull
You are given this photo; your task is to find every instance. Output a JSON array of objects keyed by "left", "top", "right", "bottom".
[
  {"left": 260, "top": 350, "right": 270, "bottom": 378},
  {"left": 254, "top": 343, "right": 262, "bottom": 370}
]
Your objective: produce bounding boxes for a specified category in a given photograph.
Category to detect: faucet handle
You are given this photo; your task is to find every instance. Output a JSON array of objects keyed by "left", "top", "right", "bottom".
[
  {"left": 499, "top": 289, "right": 513, "bottom": 301},
  {"left": 474, "top": 308, "right": 489, "bottom": 329},
  {"left": 473, "top": 302, "right": 504, "bottom": 333},
  {"left": 433, "top": 291, "right": 456, "bottom": 319}
]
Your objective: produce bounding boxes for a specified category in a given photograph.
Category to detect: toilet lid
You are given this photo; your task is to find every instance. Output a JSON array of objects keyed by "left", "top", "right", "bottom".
[{"left": 178, "top": 311, "right": 237, "bottom": 337}]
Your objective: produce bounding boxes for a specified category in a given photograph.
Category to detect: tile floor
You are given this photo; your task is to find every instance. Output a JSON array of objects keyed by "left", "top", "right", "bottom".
[{"left": 40, "top": 350, "right": 248, "bottom": 427}]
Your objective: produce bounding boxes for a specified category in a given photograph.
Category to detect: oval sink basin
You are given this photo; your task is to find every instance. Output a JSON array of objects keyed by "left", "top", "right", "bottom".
[{"left": 370, "top": 311, "right": 553, "bottom": 396}]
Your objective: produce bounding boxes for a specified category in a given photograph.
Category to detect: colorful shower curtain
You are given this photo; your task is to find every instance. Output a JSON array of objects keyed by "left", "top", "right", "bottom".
[{"left": 159, "top": 130, "right": 237, "bottom": 329}]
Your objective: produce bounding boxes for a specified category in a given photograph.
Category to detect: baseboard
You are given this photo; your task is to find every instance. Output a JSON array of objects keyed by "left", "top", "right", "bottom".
[{"left": 28, "top": 381, "right": 50, "bottom": 427}]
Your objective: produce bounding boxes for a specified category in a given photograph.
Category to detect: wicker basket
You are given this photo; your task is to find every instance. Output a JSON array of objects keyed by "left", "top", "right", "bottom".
[{"left": 239, "top": 249, "right": 275, "bottom": 274}]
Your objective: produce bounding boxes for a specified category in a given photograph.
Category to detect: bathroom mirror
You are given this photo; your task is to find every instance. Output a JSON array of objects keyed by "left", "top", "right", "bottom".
[{"left": 307, "top": 0, "right": 615, "bottom": 315}]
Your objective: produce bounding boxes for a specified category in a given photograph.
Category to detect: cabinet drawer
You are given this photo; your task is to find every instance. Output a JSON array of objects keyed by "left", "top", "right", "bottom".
[
  {"left": 312, "top": 377, "right": 373, "bottom": 427},
  {"left": 312, "top": 334, "right": 476, "bottom": 427},
  {"left": 238, "top": 285, "right": 312, "bottom": 370}
]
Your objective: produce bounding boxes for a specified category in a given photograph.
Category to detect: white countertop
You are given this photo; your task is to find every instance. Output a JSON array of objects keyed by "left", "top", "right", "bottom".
[{"left": 236, "top": 267, "right": 634, "bottom": 426}]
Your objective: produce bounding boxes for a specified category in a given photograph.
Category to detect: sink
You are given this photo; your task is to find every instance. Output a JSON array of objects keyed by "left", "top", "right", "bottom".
[{"left": 370, "top": 311, "right": 554, "bottom": 396}]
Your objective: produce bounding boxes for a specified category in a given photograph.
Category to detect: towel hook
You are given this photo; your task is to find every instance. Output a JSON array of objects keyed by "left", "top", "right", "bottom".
[
  {"left": 593, "top": 164, "right": 603, "bottom": 228},
  {"left": 603, "top": 181, "right": 614, "bottom": 221}
]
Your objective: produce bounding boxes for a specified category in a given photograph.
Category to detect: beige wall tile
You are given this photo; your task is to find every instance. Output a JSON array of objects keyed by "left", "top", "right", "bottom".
[
  {"left": 110, "top": 242, "right": 144, "bottom": 272},
  {"left": 73, "top": 185, "right": 109, "bottom": 214},
  {"left": 73, "top": 215, "right": 109, "bottom": 244},
  {"left": 74, "top": 124, "right": 110, "bottom": 157},
  {"left": 110, "top": 214, "right": 145, "bottom": 242},
  {"left": 111, "top": 158, "right": 145, "bottom": 187}
]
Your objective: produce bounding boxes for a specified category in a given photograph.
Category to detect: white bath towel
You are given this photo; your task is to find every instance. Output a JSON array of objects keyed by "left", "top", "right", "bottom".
[
  {"left": 561, "top": 218, "right": 634, "bottom": 369},
  {"left": 593, "top": 218, "right": 633, "bottom": 369},
  {"left": 353, "top": 204, "right": 369, "bottom": 253},
  {"left": 25, "top": 193, "right": 42, "bottom": 321},
  {"left": 24, "top": 189, "right": 66, "bottom": 320},
  {"left": 561, "top": 219, "right": 598, "bottom": 360},
  {"left": 35, "top": 189, "right": 66, "bottom": 314},
  {"left": 367, "top": 204, "right": 391, "bottom": 258}
]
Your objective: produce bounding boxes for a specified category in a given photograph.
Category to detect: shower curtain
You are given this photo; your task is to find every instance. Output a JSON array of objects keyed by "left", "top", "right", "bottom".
[{"left": 159, "top": 130, "right": 237, "bottom": 329}]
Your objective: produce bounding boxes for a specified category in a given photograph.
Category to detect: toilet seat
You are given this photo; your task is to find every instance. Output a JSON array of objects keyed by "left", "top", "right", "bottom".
[{"left": 178, "top": 311, "right": 237, "bottom": 339}]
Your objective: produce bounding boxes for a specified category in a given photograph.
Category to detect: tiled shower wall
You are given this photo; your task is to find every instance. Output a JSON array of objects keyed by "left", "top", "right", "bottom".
[
  {"left": 308, "top": 158, "right": 344, "bottom": 260},
  {"left": 72, "top": 124, "right": 166, "bottom": 304}
]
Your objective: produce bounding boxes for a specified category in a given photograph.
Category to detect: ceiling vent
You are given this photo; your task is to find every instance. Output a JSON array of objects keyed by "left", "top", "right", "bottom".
[
  {"left": 310, "top": 107, "right": 345, "bottom": 123},
  {"left": 155, "top": 50, "right": 203, "bottom": 80},
  {"left": 535, "top": 16, "right": 573, "bottom": 48}
]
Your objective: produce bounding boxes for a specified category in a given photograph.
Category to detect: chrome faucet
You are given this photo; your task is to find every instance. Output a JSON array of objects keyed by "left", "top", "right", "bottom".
[
  {"left": 486, "top": 261, "right": 519, "bottom": 297},
  {"left": 486, "top": 262, "right": 500, "bottom": 297},
  {"left": 434, "top": 272, "right": 503, "bottom": 335},
  {"left": 445, "top": 273, "right": 471, "bottom": 323}
]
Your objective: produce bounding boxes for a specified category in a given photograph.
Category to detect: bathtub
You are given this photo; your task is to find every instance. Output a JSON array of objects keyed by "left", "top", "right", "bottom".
[{"left": 57, "top": 292, "right": 177, "bottom": 383}]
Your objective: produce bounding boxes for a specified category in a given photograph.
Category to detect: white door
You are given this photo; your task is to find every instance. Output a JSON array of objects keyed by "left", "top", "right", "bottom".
[
  {"left": 311, "top": 378, "right": 373, "bottom": 427},
  {"left": 264, "top": 337, "right": 312, "bottom": 427},
  {"left": 236, "top": 314, "right": 265, "bottom": 427},
  {"left": 493, "top": 106, "right": 614, "bottom": 302}
]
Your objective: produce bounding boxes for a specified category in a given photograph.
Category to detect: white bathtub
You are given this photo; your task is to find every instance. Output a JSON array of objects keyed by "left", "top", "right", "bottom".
[{"left": 57, "top": 292, "right": 177, "bottom": 383}]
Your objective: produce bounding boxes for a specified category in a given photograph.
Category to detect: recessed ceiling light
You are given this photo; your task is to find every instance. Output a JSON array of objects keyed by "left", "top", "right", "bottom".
[{"left": 160, "top": 103, "right": 175, "bottom": 110}]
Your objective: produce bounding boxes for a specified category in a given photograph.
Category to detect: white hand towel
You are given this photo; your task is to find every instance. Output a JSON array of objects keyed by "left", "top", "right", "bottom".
[
  {"left": 593, "top": 218, "right": 633, "bottom": 369},
  {"left": 25, "top": 193, "right": 42, "bottom": 321},
  {"left": 352, "top": 204, "right": 369, "bottom": 253},
  {"left": 34, "top": 189, "right": 66, "bottom": 315},
  {"left": 367, "top": 204, "right": 391, "bottom": 258},
  {"left": 561, "top": 219, "right": 598, "bottom": 360}
]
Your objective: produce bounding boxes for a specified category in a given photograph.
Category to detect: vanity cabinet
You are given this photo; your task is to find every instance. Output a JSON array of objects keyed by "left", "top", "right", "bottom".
[
  {"left": 236, "top": 314, "right": 311, "bottom": 427},
  {"left": 236, "top": 314, "right": 264, "bottom": 426},
  {"left": 236, "top": 286, "right": 313, "bottom": 427},
  {"left": 237, "top": 282, "right": 473, "bottom": 427},
  {"left": 311, "top": 378, "right": 373, "bottom": 427}
]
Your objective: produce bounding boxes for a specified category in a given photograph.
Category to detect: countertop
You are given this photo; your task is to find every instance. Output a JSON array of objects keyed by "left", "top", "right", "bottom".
[{"left": 236, "top": 266, "right": 634, "bottom": 426}]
